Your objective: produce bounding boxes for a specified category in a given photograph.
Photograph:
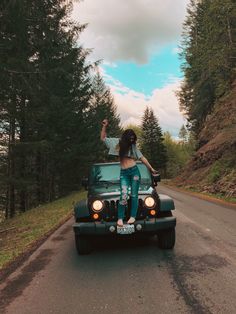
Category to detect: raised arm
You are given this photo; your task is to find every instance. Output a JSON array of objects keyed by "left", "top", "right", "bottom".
[
  {"left": 140, "top": 156, "right": 157, "bottom": 174},
  {"left": 100, "top": 119, "right": 108, "bottom": 141}
]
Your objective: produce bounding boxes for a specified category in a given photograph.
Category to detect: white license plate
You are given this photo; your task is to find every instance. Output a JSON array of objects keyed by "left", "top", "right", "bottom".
[{"left": 117, "top": 224, "right": 135, "bottom": 234}]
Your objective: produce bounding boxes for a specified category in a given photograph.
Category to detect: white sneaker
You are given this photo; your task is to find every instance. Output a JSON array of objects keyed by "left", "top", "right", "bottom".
[
  {"left": 117, "top": 219, "right": 124, "bottom": 227},
  {"left": 127, "top": 217, "right": 135, "bottom": 224}
]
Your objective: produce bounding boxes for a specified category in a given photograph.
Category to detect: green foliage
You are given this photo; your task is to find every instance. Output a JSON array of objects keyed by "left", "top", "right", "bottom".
[
  {"left": 208, "top": 161, "right": 222, "bottom": 183},
  {"left": 163, "top": 131, "right": 196, "bottom": 178},
  {"left": 84, "top": 72, "right": 121, "bottom": 163},
  {"left": 140, "top": 107, "right": 167, "bottom": 173},
  {"left": 207, "top": 154, "right": 236, "bottom": 184},
  {"left": 178, "top": 125, "right": 188, "bottom": 143},
  {"left": 178, "top": 0, "right": 236, "bottom": 135},
  {"left": 0, "top": 0, "right": 120, "bottom": 218}
]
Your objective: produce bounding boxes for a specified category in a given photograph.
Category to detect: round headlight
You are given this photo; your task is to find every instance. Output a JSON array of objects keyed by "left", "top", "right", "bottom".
[
  {"left": 92, "top": 200, "right": 104, "bottom": 212},
  {"left": 144, "top": 196, "right": 156, "bottom": 208}
]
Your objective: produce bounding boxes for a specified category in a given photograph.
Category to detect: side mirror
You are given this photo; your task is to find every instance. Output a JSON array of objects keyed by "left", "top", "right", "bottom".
[
  {"left": 152, "top": 173, "right": 161, "bottom": 186},
  {"left": 81, "top": 178, "right": 88, "bottom": 190}
]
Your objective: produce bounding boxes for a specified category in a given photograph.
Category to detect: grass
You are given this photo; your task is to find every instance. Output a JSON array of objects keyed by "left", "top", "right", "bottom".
[
  {"left": 185, "top": 186, "right": 236, "bottom": 203},
  {"left": 207, "top": 161, "right": 222, "bottom": 184},
  {"left": 0, "top": 190, "right": 86, "bottom": 270}
]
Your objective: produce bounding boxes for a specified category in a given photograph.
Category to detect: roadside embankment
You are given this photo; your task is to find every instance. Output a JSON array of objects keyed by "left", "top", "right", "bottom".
[{"left": 173, "top": 81, "right": 236, "bottom": 198}]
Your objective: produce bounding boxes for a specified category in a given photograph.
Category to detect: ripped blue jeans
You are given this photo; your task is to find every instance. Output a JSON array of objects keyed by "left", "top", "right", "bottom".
[{"left": 118, "top": 165, "right": 141, "bottom": 219}]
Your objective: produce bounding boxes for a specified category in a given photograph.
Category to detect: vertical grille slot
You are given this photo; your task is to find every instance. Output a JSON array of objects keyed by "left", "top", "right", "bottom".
[
  {"left": 137, "top": 199, "right": 146, "bottom": 219},
  {"left": 103, "top": 200, "right": 118, "bottom": 221},
  {"left": 110, "top": 200, "right": 116, "bottom": 220},
  {"left": 102, "top": 198, "right": 146, "bottom": 221}
]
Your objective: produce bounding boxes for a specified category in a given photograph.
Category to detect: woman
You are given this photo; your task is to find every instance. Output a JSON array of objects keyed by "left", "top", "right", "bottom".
[{"left": 100, "top": 119, "right": 157, "bottom": 227}]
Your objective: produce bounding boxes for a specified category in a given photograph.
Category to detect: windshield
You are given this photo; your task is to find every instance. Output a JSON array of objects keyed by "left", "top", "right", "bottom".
[{"left": 89, "top": 163, "right": 152, "bottom": 185}]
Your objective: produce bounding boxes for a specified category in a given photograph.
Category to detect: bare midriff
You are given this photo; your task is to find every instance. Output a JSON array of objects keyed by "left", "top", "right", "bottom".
[{"left": 120, "top": 157, "right": 136, "bottom": 169}]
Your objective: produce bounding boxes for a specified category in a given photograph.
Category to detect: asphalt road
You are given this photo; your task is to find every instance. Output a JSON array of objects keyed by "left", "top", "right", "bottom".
[{"left": 1, "top": 185, "right": 236, "bottom": 314}]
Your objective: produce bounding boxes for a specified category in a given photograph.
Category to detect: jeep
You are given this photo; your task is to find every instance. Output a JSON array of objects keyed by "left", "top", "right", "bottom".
[{"left": 73, "top": 161, "right": 176, "bottom": 254}]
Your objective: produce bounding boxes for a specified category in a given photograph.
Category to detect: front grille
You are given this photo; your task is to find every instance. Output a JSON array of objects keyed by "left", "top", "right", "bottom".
[{"left": 102, "top": 198, "right": 147, "bottom": 221}]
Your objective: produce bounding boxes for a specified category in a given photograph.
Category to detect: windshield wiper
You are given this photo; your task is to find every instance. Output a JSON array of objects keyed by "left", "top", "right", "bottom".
[
  {"left": 94, "top": 180, "right": 119, "bottom": 185},
  {"left": 140, "top": 180, "right": 151, "bottom": 184}
]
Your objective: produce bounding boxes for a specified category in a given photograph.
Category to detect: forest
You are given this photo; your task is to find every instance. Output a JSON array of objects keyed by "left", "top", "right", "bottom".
[
  {"left": 0, "top": 0, "right": 235, "bottom": 220},
  {"left": 178, "top": 0, "right": 236, "bottom": 138},
  {"left": 0, "top": 0, "right": 122, "bottom": 219}
]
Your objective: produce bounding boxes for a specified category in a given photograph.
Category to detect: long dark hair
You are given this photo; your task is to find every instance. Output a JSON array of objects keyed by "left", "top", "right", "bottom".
[{"left": 119, "top": 129, "right": 137, "bottom": 160}]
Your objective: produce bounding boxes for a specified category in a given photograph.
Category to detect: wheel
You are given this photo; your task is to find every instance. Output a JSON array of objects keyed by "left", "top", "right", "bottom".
[
  {"left": 75, "top": 234, "right": 92, "bottom": 255},
  {"left": 158, "top": 228, "right": 175, "bottom": 249}
]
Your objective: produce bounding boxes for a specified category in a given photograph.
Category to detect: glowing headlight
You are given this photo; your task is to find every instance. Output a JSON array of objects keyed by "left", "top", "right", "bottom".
[
  {"left": 92, "top": 200, "right": 104, "bottom": 212},
  {"left": 144, "top": 196, "right": 156, "bottom": 208}
]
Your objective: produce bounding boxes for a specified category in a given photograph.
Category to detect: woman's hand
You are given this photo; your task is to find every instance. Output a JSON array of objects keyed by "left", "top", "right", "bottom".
[
  {"left": 150, "top": 167, "right": 158, "bottom": 174},
  {"left": 100, "top": 119, "right": 108, "bottom": 140},
  {"left": 140, "top": 157, "right": 158, "bottom": 174},
  {"left": 102, "top": 119, "right": 109, "bottom": 127}
]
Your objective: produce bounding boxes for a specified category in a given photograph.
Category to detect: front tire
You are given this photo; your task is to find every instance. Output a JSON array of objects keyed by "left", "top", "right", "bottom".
[
  {"left": 158, "top": 228, "right": 175, "bottom": 249},
  {"left": 75, "top": 234, "right": 92, "bottom": 255}
]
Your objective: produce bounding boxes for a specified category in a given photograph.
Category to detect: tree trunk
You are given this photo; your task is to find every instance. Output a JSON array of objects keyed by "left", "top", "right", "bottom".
[
  {"left": 19, "top": 97, "right": 28, "bottom": 212},
  {"left": 226, "top": 14, "right": 233, "bottom": 46},
  {"left": 36, "top": 150, "right": 42, "bottom": 203},
  {"left": 8, "top": 116, "right": 16, "bottom": 218}
]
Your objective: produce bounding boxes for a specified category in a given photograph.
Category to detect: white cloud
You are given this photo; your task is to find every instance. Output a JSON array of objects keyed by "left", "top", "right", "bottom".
[
  {"left": 102, "top": 61, "right": 118, "bottom": 68},
  {"left": 105, "top": 75, "right": 185, "bottom": 137},
  {"left": 72, "top": 1, "right": 187, "bottom": 137},
  {"left": 73, "top": 0, "right": 189, "bottom": 63}
]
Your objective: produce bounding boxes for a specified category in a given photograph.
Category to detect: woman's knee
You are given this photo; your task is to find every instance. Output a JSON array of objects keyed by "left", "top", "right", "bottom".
[
  {"left": 133, "top": 175, "right": 140, "bottom": 181},
  {"left": 120, "top": 184, "right": 128, "bottom": 205}
]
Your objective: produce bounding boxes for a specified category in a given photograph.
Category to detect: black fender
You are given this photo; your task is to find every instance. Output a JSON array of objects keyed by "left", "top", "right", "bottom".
[
  {"left": 74, "top": 199, "right": 90, "bottom": 220},
  {"left": 158, "top": 194, "right": 175, "bottom": 211}
]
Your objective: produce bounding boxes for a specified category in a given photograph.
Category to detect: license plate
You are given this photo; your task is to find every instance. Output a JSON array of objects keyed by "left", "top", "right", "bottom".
[{"left": 117, "top": 224, "right": 135, "bottom": 235}]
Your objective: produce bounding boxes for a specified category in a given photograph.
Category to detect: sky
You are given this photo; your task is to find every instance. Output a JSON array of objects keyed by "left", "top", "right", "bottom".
[{"left": 72, "top": 0, "right": 189, "bottom": 138}]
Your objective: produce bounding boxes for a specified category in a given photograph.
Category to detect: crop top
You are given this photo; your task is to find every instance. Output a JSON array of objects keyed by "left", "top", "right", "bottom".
[{"left": 103, "top": 137, "right": 143, "bottom": 160}]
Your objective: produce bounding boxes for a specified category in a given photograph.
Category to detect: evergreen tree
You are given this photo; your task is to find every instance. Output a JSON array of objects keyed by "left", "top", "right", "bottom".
[
  {"left": 179, "top": 125, "right": 188, "bottom": 143},
  {"left": 0, "top": 0, "right": 120, "bottom": 217},
  {"left": 140, "top": 107, "right": 167, "bottom": 173},
  {"left": 84, "top": 72, "right": 121, "bottom": 163},
  {"left": 178, "top": 0, "right": 236, "bottom": 135}
]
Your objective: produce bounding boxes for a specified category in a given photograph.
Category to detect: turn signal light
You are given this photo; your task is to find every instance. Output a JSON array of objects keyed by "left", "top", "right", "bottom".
[
  {"left": 93, "top": 213, "right": 99, "bottom": 219},
  {"left": 150, "top": 210, "right": 156, "bottom": 216}
]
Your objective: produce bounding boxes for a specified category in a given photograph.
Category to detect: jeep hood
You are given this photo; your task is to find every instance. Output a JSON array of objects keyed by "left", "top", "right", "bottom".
[{"left": 89, "top": 184, "right": 154, "bottom": 197}]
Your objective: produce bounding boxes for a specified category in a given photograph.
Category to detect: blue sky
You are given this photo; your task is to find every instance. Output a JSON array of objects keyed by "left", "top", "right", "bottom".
[
  {"left": 103, "top": 44, "right": 182, "bottom": 95},
  {"left": 73, "top": 0, "right": 189, "bottom": 138}
]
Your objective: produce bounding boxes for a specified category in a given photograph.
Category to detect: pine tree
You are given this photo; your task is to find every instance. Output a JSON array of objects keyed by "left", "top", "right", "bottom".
[
  {"left": 179, "top": 125, "right": 188, "bottom": 143},
  {"left": 140, "top": 107, "right": 167, "bottom": 173},
  {"left": 84, "top": 72, "right": 121, "bottom": 163},
  {"left": 178, "top": 0, "right": 236, "bottom": 136},
  {"left": 0, "top": 0, "right": 97, "bottom": 216},
  {"left": 0, "top": 0, "right": 122, "bottom": 218}
]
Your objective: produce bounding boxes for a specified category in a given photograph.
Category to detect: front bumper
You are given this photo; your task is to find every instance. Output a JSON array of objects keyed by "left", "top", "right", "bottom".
[{"left": 73, "top": 217, "right": 176, "bottom": 236}]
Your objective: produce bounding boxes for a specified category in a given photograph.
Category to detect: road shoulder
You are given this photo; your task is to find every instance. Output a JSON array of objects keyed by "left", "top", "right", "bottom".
[{"left": 161, "top": 183, "right": 236, "bottom": 210}]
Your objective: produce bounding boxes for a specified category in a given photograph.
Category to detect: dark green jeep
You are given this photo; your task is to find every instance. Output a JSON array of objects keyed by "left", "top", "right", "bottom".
[{"left": 73, "top": 161, "right": 176, "bottom": 254}]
